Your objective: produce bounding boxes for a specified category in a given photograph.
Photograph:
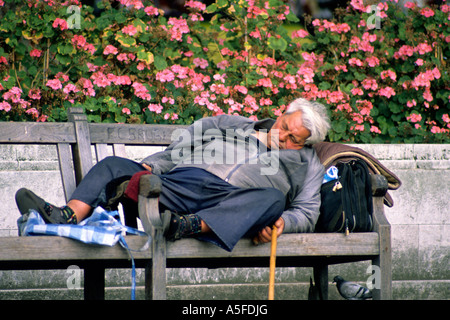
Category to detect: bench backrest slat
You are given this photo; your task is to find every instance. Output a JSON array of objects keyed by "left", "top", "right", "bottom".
[
  {"left": 0, "top": 122, "right": 76, "bottom": 143},
  {"left": 88, "top": 123, "right": 185, "bottom": 145}
]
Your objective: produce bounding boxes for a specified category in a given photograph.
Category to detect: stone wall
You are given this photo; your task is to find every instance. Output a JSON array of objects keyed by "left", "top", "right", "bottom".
[{"left": 0, "top": 144, "right": 448, "bottom": 300}]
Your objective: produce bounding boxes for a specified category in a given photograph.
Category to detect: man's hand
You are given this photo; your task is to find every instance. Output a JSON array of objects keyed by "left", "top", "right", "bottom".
[
  {"left": 252, "top": 217, "right": 285, "bottom": 245},
  {"left": 142, "top": 163, "right": 152, "bottom": 173}
]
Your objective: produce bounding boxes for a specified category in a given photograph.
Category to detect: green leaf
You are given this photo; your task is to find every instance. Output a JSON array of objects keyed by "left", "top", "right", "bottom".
[
  {"left": 389, "top": 101, "right": 402, "bottom": 114},
  {"left": 205, "top": 4, "right": 218, "bottom": 13},
  {"left": 333, "top": 119, "right": 348, "bottom": 133},
  {"left": 268, "top": 37, "right": 287, "bottom": 52},
  {"left": 137, "top": 50, "right": 154, "bottom": 64},
  {"left": 217, "top": 0, "right": 228, "bottom": 7},
  {"left": 318, "top": 81, "right": 331, "bottom": 90},
  {"left": 55, "top": 54, "right": 71, "bottom": 65},
  {"left": 154, "top": 55, "right": 168, "bottom": 70},
  {"left": 286, "top": 12, "right": 300, "bottom": 23},
  {"left": 115, "top": 13, "right": 127, "bottom": 24},
  {"left": 317, "top": 36, "right": 330, "bottom": 44},
  {"left": 116, "top": 35, "right": 136, "bottom": 48}
]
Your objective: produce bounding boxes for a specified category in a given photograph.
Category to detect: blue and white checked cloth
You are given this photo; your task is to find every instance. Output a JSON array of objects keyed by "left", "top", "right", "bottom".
[{"left": 17, "top": 206, "right": 150, "bottom": 300}]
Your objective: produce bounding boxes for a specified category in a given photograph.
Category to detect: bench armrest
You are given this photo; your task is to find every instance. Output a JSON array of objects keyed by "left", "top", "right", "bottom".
[{"left": 371, "top": 174, "right": 388, "bottom": 197}]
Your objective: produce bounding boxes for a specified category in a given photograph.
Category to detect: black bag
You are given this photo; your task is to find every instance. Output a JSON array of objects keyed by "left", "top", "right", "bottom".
[{"left": 315, "top": 159, "right": 373, "bottom": 234}]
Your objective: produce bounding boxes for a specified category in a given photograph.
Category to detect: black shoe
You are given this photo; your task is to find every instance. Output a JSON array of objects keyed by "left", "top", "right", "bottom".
[{"left": 15, "top": 188, "right": 76, "bottom": 224}]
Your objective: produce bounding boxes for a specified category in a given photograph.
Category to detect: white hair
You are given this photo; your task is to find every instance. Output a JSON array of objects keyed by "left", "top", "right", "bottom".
[{"left": 286, "top": 98, "right": 330, "bottom": 145}]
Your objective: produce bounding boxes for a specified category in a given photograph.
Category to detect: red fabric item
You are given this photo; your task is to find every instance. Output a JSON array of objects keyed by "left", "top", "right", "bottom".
[{"left": 124, "top": 170, "right": 152, "bottom": 202}]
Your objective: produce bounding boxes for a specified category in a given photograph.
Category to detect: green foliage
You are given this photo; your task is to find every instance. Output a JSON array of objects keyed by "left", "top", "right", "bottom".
[{"left": 0, "top": 0, "right": 448, "bottom": 143}]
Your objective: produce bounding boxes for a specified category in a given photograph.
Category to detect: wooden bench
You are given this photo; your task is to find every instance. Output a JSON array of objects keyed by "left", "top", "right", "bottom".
[{"left": 0, "top": 107, "right": 392, "bottom": 300}]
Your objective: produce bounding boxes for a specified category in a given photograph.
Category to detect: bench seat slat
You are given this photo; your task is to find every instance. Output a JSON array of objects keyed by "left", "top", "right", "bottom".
[
  {"left": 0, "top": 232, "right": 378, "bottom": 266},
  {"left": 167, "top": 232, "right": 379, "bottom": 258}
]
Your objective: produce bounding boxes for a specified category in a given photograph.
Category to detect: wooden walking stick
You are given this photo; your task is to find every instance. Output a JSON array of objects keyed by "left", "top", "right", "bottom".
[{"left": 268, "top": 225, "right": 278, "bottom": 300}]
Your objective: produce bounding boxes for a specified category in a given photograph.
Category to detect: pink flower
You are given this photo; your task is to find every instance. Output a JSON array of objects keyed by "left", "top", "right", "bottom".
[
  {"left": 144, "top": 6, "right": 159, "bottom": 16},
  {"left": 259, "top": 98, "right": 272, "bottom": 106},
  {"left": 407, "top": 100, "right": 417, "bottom": 108},
  {"left": 46, "top": 79, "right": 62, "bottom": 90},
  {"left": 291, "top": 29, "right": 309, "bottom": 38},
  {"left": 26, "top": 107, "right": 40, "bottom": 119},
  {"left": 30, "top": 49, "right": 42, "bottom": 58},
  {"left": 167, "top": 17, "right": 189, "bottom": 41},
  {"left": 193, "top": 57, "right": 209, "bottom": 69},
  {"left": 407, "top": 113, "right": 422, "bottom": 123},
  {"left": 118, "top": 0, "right": 144, "bottom": 9},
  {"left": 52, "top": 18, "right": 68, "bottom": 31},
  {"left": 104, "top": 45, "right": 119, "bottom": 55},
  {"left": 63, "top": 83, "right": 79, "bottom": 94},
  {"left": 404, "top": 2, "right": 416, "bottom": 9},
  {"left": 0, "top": 101, "right": 11, "bottom": 112},
  {"left": 370, "top": 126, "right": 382, "bottom": 134},
  {"left": 122, "top": 25, "right": 138, "bottom": 36},
  {"left": 335, "top": 64, "right": 348, "bottom": 72},
  {"left": 420, "top": 7, "right": 435, "bottom": 18},
  {"left": 431, "top": 67, "right": 441, "bottom": 79},
  {"left": 423, "top": 88, "right": 433, "bottom": 102},
  {"left": 234, "top": 85, "right": 248, "bottom": 95},
  {"left": 162, "top": 96, "right": 175, "bottom": 104},
  {"left": 362, "top": 78, "right": 378, "bottom": 91},
  {"left": 378, "top": 86, "right": 396, "bottom": 99},
  {"left": 148, "top": 103, "right": 163, "bottom": 114},
  {"left": 336, "top": 23, "right": 351, "bottom": 33},
  {"left": 185, "top": 0, "right": 206, "bottom": 11},
  {"left": 91, "top": 72, "right": 111, "bottom": 88},
  {"left": 443, "top": 114, "right": 450, "bottom": 123},
  {"left": 156, "top": 69, "right": 175, "bottom": 82},
  {"left": 395, "top": 45, "right": 414, "bottom": 59},
  {"left": 257, "top": 78, "right": 273, "bottom": 88},
  {"left": 415, "top": 58, "right": 424, "bottom": 66},
  {"left": 362, "top": 32, "right": 377, "bottom": 43},
  {"left": 350, "top": 0, "right": 367, "bottom": 12},
  {"left": 122, "top": 108, "right": 131, "bottom": 115},
  {"left": 72, "top": 35, "right": 86, "bottom": 48},
  {"left": 351, "top": 87, "right": 364, "bottom": 96},
  {"left": 113, "top": 75, "right": 132, "bottom": 86},
  {"left": 328, "top": 91, "right": 346, "bottom": 104},
  {"left": 430, "top": 126, "right": 443, "bottom": 134},
  {"left": 381, "top": 70, "right": 397, "bottom": 81},
  {"left": 365, "top": 56, "right": 380, "bottom": 67},
  {"left": 415, "top": 42, "right": 433, "bottom": 55},
  {"left": 117, "top": 53, "right": 130, "bottom": 63},
  {"left": 28, "top": 89, "right": 41, "bottom": 100},
  {"left": 132, "top": 82, "right": 152, "bottom": 101},
  {"left": 249, "top": 29, "right": 262, "bottom": 39},
  {"left": 349, "top": 58, "right": 364, "bottom": 67}
]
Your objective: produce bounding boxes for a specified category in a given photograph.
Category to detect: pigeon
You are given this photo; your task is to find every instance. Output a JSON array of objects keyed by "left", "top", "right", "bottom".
[{"left": 333, "top": 275, "right": 372, "bottom": 300}]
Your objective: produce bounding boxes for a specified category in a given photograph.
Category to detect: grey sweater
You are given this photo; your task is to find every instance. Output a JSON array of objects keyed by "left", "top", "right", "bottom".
[{"left": 141, "top": 115, "right": 325, "bottom": 233}]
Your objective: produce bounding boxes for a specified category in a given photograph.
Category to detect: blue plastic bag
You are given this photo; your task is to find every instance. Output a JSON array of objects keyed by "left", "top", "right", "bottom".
[{"left": 17, "top": 206, "right": 150, "bottom": 300}]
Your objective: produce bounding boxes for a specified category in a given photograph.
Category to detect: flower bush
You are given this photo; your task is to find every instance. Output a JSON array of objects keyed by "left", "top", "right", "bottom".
[
  {"left": 0, "top": 0, "right": 448, "bottom": 143},
  {"left": 300, "top": 0, "right": 450, "bottom": 143}
]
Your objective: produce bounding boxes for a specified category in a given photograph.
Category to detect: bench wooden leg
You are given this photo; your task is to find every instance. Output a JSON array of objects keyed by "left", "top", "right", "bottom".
[
  {"left": 145, "top": 227, "right": 167, "bottom": 300},
  {"left": 313, "top": 264, "right": 328, "bottom": 300},
  {"left": 372, "top": 197, "right": 392, "bottom": 300},
  {"left": 84, "top": 266, "right": 105, "bottom": 300}
]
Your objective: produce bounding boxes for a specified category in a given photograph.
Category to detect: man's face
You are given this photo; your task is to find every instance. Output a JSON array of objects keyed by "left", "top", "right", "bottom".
[{"left": 268, "top": 111, "right": 311, "bottom": 150}]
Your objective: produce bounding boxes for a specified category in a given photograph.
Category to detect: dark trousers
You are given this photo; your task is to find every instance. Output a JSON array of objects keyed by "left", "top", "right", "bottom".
[{"left": 70, "top": 156, "right": 285, "bottom": 251}]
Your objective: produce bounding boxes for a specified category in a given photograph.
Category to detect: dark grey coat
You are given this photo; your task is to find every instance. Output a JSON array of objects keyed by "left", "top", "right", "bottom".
[{"left": 141, "top": 115, "right": 325, "bottom": 233}]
